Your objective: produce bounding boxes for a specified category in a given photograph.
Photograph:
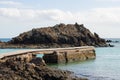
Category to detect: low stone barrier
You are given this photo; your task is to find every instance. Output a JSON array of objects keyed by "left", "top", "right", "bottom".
[
  {"left": 0, "top": 53, "right": 36, "bottom": 63},
  {"left": 0, "top": 46, "right": 96, "bottom": 64},
  {"left": 43, "top": 46, "right": 96, "bottom": 63}
]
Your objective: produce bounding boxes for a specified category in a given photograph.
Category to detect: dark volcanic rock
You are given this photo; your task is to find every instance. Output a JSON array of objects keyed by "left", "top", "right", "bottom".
[
  {"left": 106, "top": 40, "right": 119, "bottom": 43},
  {"left": 10, "top": 23, "right": 107, "bottom": 47},
  {"left": 0, "top": 58, "right": 87, "bottom": 80},
  {"left": 30, "top": 57, "right": 46, "bottom": 66}
]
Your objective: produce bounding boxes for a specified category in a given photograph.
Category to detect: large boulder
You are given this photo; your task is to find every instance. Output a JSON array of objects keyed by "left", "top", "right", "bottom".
[
  {"left": 30, "top": 57, "right": 46, "bottom": 66},
  {"left": 10, "top": 23, "right": 107, "bottom": 47}
]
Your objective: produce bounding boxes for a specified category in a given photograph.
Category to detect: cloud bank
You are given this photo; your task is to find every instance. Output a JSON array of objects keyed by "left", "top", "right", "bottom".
[
  {"left": 0, "top": 7, "right": 120, "bottom": 25},
  {"left": 0, "top": 7, "right": 120, "bottom": 38}
]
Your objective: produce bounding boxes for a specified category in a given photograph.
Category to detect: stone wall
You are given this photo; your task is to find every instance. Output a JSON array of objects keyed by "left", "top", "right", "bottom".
[
  {"left": 0, "top": 53, "right": 36, "bottom": 63},
  {"left": 43, "top": 47, "right": 96, "bottom": 64},
  {"left": 0, "top": 46, "right": 96, "bottom": 64}
]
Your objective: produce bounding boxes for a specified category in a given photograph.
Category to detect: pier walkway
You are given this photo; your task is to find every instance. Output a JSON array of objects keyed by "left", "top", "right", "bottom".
[{"left": 0, "top": 46, "right": 94, "bottom": 59}]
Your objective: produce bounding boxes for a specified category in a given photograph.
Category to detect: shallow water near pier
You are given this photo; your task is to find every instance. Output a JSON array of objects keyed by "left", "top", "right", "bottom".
[
  {"left": 0, "top": 38, "right": 120, "bottom": 80},
  {"left": 49, "top": 38, "right": 120, "bottom": 80}
]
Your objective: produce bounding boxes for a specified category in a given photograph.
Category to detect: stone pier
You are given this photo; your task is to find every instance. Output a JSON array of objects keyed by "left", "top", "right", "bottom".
[
  {"left": 43, "top": 46, "right": 96, "bottom": 63},
  {"left": 0, "top": 46, "right": 96, "bottom": 63}
]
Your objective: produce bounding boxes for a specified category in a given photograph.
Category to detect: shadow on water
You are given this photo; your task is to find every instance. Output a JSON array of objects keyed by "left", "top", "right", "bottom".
[
  {"left": 47, "top": 59, "right": 97, "bottom": 79},
  {"left": 48, "top": 59, "right": 96, "bottom": 68}
]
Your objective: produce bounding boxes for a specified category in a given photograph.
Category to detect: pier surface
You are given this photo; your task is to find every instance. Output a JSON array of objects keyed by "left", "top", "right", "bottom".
[
  {"left": 0, "top": 46, "right": 95, "bottom": 63},
  {"left": 0, "top": 46, "right": 94, "bottom": 58}
]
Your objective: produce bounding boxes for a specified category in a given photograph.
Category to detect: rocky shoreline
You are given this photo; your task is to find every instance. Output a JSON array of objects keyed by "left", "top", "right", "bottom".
[{"left": 0, "top": 57, "right": 87, "bottom": 80}]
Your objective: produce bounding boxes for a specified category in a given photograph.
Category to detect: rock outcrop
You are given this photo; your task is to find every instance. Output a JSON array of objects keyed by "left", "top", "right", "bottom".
[
  {"left": 9, "top": 23, "right": 108, "bottom": 48},
  {"left": 0, "top": 57, "right": 87, "bottom": 80},
  {"left": 106, "top": 40, "right": 119, "bottom": 43}
]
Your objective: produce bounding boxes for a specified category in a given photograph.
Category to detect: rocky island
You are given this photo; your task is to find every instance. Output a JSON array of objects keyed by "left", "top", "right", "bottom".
[{"left": 0, "top": 23, "right": 109, "bottom": 48}]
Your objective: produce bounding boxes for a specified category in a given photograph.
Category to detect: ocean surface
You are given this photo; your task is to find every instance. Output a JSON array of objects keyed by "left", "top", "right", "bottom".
[
  {"left": 0, "top": 38, "right": 11, "bottom": 42},
  {"left": 0, "top": 38, "right": 120, "bottom": 80}
]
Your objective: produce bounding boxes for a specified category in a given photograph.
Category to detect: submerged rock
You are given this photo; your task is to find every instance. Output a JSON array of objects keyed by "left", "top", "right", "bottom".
[
  {"left": 9, "top": 23, "right": 108, "bottom": 48},
  {"left": 106, "top": 40, "right": 119, "bottom": 43}
]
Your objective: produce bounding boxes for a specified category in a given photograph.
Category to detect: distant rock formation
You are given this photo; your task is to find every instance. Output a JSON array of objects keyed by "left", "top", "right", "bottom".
[
  {"left": 106, "top": 40, "right": 119, "bottom": 43},
  {"left": 9, "top": 23, "right": 108, "bottom": 47}
]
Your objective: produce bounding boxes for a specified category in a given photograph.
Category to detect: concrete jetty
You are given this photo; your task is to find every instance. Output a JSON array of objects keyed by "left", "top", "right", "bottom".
[{"left": 0, "top": 46, "right": 96, "bottom": 63}]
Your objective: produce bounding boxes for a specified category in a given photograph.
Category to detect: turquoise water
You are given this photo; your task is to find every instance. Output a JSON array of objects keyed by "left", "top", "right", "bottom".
[
  {"left": 0, "top": 38, "right": 11, "bottom": 42},
  {"left": 49, "top": 39, "right": 120, "bottom": 80},
  {"left": 0, "top": 38, "right": 120, "bottom": 80},
  {"left": 0, "top": 49, "right": 20, "bottom": 54}
]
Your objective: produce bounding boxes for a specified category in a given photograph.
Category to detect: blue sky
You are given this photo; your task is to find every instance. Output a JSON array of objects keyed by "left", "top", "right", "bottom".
[{"left": 0, "top": 0, "right": 120, "bottom": 38}]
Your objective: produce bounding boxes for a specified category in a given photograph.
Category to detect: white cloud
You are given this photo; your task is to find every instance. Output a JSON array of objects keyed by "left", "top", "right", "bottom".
[
  {"left": 0, "top": 1, "right": 21, "bottom": 5},
  {"left": 77, "top": 7, "right": 120, "bottom": 38},
  {"left": 0, "top": 8, "right": 76, "bottom": 22},
  {"left": 0, "top": 7, "right": 120, "bottom": 38},
  {"left": 0, "top": 8, "right": 20, "bottom": 17},
  {"left": 79, "top": 8, "right": 120, "bottom": 24}
]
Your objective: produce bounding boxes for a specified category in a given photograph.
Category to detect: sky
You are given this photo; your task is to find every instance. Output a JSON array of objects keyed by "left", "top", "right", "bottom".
[{"left": 0, "top": 0, "right": 120, "bottom": 38}]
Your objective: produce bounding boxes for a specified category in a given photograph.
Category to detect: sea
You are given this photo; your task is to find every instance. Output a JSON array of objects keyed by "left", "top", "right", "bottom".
[{"left": 0, "top": 38, "right": 120, "bottom": 80}]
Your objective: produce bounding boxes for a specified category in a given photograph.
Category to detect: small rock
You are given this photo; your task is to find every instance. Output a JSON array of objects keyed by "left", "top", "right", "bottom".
[{"left": 30, "top": 57, "right": 46, "bottom": 66}]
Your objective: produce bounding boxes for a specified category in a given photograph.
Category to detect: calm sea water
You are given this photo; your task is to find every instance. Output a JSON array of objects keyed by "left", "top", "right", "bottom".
[
  {"left": 0, "top": 38, "right": 11, "bottom": 42},
  {"left": 49, "top": 38, "right": 120, "bottom": 80},
  {"left": 0, "top": 38, "right": 120, "bottom": 80}
]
